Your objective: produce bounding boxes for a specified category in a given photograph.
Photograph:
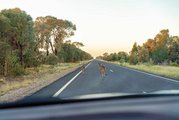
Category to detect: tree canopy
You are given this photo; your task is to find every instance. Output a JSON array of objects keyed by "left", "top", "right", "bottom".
[
  {"left": 99, "top": 29, "right": 179, "bottom": 66},
  {"left": 0, "top": 8, "right": 92, "bottom": 76}
]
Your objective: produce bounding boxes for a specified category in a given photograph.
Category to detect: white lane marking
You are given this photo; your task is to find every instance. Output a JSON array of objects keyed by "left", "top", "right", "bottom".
[
  {"left": 53, "top": 62, "right": 91, "bottom": 97},
  {"left": 119, "top": 65, "right": 179, "bottom": 83},
  {"left": 85, "top": 62, "right": 91, "bottom": 69},
  {"left": 53, "top": 71, "right": 82, "bottom": 97},
  {"left": 110, "top": 69, "right": 114, "bottom": 72}
]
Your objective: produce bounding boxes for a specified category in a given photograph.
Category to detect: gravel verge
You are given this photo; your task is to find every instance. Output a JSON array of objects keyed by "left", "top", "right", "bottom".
[{"left": 0, "top": 65, "right": 81, "bottom": 103}]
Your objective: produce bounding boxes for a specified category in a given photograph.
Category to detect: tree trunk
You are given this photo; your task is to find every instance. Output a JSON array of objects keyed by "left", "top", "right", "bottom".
[
  {"left": 19, "top": 45, "right": 24, "bottom": 66},
  {"left": 49, "top": 41, "right": 55, "bottom": 54},
  {"left": 4, "top": 59, "right": 7, "bottom": 76},
  {"left": 55, "top": 48, "right": 57, "bottom": 56},
  {"left": 46, "top": 47, "right": 49, "bottom": 56}
]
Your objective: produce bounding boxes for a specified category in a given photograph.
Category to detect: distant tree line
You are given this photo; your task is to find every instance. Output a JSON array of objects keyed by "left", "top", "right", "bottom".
[
  {"left": 96, "top": 52, "right": 129, "bottom": 63},
  {"left": 0, "top": 8, "right": 92, "bottom": 76},
  {"left": 97, "top": 29, "right": 179, "bottom": 65}
]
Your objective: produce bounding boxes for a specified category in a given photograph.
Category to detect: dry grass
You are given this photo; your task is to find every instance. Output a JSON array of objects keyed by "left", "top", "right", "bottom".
[
  {"left": 115, "top": 62, "right": 179, "bottom": 79},
  {"left": 0, "top": 78, "right": 6, "bottom": 85},
  {"left": 0, "top": 62, "right": 85, "bottom": 96},
  {"left": 0, "top": 79, "right": 33, "bottom": 96}
]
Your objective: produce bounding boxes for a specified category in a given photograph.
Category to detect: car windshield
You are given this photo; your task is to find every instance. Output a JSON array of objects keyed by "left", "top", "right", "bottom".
[{"left": 0, "top": 0, "right": 179, "bottom": 105}]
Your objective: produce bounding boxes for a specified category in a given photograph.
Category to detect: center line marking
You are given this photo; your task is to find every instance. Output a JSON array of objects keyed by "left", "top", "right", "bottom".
[{"left": 53, "top": 62, "right": 91, "bottom": 97}]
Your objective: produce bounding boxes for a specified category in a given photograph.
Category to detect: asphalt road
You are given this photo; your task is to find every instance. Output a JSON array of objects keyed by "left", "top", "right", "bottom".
[{"left": 27, "top": 59, "right": 179, "bottom": 99}]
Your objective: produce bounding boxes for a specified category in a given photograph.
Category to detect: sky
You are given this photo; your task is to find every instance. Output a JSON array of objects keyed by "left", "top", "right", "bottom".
[{"left": 0, "top": 0, "right": 179, "bottom": 57}]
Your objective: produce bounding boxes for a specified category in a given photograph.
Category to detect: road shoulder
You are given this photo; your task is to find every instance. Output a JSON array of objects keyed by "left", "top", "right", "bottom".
[{"left": 0, "top": 65, "right": 81, "bottom": 103}]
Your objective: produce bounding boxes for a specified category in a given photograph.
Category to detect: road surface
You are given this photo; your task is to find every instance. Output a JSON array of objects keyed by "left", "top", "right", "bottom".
[{"left": 27, "top": 59, "right": 179, "bottom": 99}]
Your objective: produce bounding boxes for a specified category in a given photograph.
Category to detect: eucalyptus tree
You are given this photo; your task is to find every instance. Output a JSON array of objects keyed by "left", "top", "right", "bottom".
[
  {"left": 0, "top": 8, "right": 35, "bottom": 75},
  {"left": 34, "top": 16, "right": 76, "bottom": 56}
]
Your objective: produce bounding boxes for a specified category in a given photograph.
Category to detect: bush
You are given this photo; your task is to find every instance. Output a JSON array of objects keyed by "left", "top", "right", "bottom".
[
  {"left": 129, "top": 52, "right": 138, "bottom": 65},
  {"left": 35, "top": 52, "right": 47, "bottom": 64},
  {"left": 24, "top": 51, "right": 39, "bottom": 67},
  {"left": 24, "top": 55, "right": 39, "bottom": 67},
  {"left": 45, "top": 54, "right": 59, "bottom": 65},
  {"left": 12, "top": 63, "right": 25, "bottom": 76},
  {"left": 119, "top": 59, "right": 125, "bottom": 63},
  {"left": 170, "top": 61, "right": 179, "bottom": 67},
  {"left": 149, "top": 58, "right": 154, "bottom": 65}
]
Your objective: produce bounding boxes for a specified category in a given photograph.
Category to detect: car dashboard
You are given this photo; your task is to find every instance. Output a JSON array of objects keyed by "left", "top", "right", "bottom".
[{"left": 1, "top": 95, "right": 179, "bottom": 120}]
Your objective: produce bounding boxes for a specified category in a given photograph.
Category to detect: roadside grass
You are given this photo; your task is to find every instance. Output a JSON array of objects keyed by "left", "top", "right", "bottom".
[
  {"left": 113, "top": 62, "right": 179, "bottom": 80},
  {"left": 0, "top": 77, "right": 6, "bottom": 84},
  {"left": 0, "top": 79, "right": 33, "bottom": 96},
  {"left": 0, "top": 62, "right": 86, "bottom": 96}
]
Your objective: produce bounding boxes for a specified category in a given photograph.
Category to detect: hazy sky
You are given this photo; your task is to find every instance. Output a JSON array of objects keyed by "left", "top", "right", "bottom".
[{"left": 1, "top": 0, "right": 179, "bottom": 57}]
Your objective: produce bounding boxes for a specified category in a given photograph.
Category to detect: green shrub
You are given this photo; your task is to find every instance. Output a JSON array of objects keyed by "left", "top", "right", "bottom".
[
  {"left": 119, "top": 59, "right": 125, "bottom": 63},
  {"left": 12, "top": 63, "right": 25, "bottom": 76},
  {"left": 24, "top": 51, "right": 39, "bottom": 67},
  {"left": 45, "top": 54, "right": 59, "bottom": 65},
  {"left": 170, "top": 61, "right": 179, "bottom": 67},
  {"left": 149, "top": 58, "right": 154, "bottom": 65}
]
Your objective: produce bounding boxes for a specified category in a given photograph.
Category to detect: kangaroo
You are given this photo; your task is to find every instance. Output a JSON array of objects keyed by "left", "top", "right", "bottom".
[{"left": 98, "top": 63, "right": 107, "bottom": 78}]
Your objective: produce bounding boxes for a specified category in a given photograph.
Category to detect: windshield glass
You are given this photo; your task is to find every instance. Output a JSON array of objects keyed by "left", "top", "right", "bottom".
[{"left": 0, "top": 0, "right": 179, "bottom": 104}]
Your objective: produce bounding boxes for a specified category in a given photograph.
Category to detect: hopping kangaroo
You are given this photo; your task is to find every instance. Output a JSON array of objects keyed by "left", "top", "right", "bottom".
[{"left": 98, "top": 63, "right": 107, "bottom": 78}]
